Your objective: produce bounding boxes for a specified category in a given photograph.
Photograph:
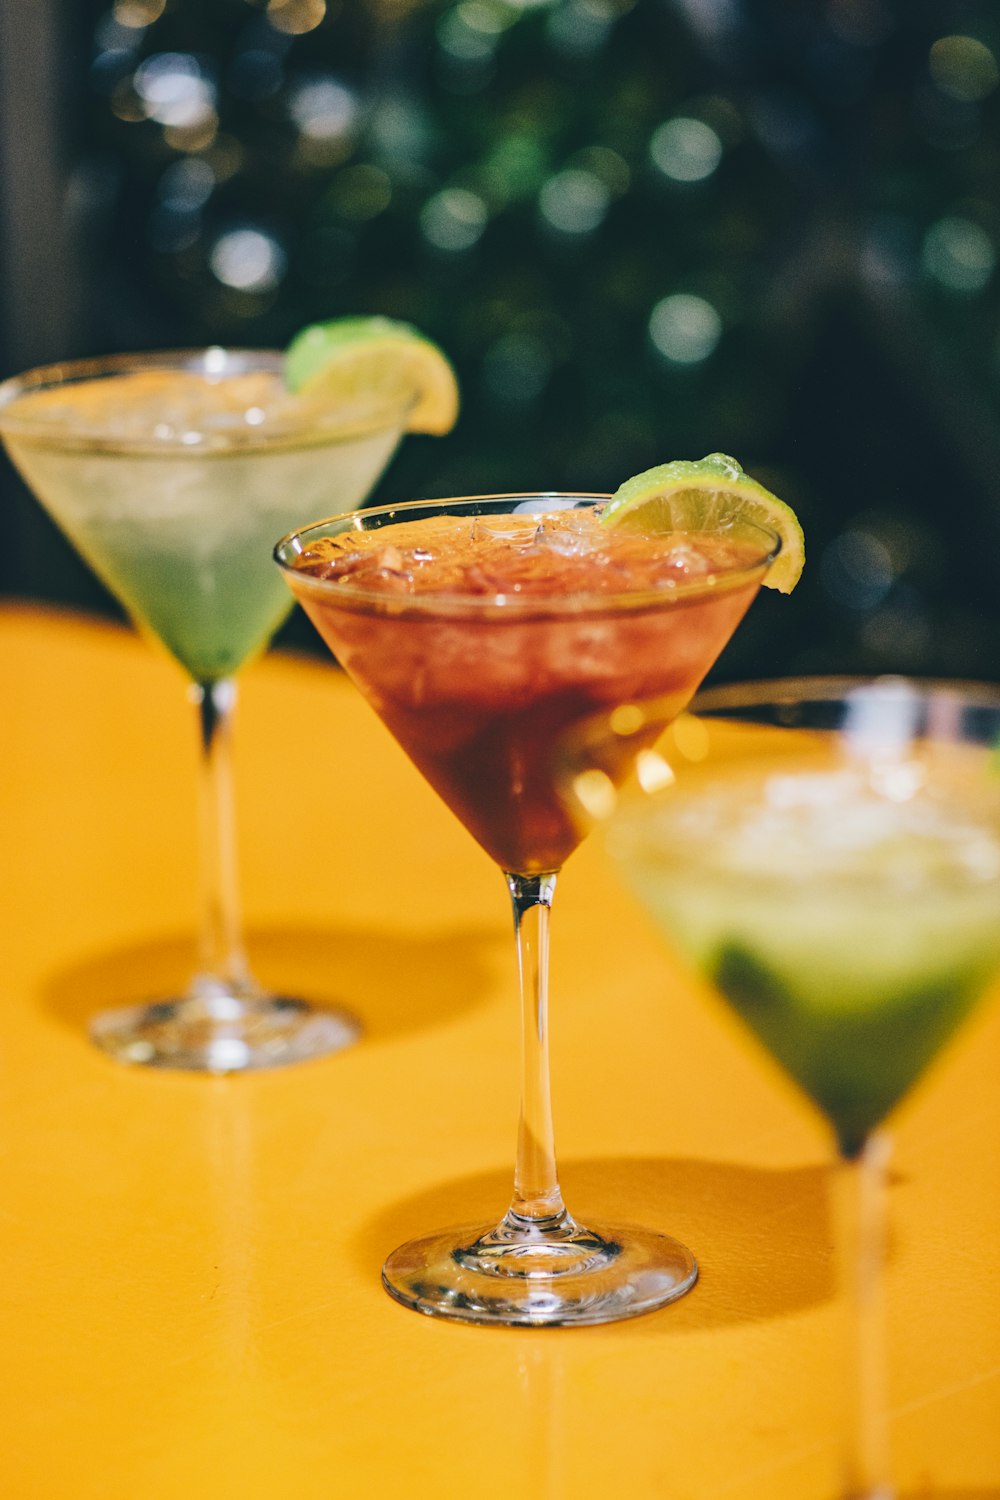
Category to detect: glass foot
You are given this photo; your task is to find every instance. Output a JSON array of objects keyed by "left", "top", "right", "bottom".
[
  {"left": 89, "top": 985, "right": 360, "bottom": 1072},
  {"left": 382, "top": 1214, "right": 697, "bottom": 1326}
]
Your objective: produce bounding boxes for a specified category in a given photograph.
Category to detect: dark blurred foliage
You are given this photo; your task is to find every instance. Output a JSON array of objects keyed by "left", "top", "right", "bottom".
[{"left": 5, "top": 0, "right": 1000, "bottom": 680}]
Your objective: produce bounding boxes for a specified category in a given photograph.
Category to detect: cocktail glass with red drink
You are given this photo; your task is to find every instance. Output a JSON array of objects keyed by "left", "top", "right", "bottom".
[{"left": 275, "top": 493, "right": 781, "bottom": 1325}]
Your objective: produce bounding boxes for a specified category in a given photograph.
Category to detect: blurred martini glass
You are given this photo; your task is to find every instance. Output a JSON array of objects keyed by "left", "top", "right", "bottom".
[
  {"left": 574, "top": 678, "right": 1000, "bottom": 1489},
  {"left": 0, "top": 346, "right": 416, "bottom": 1070}
]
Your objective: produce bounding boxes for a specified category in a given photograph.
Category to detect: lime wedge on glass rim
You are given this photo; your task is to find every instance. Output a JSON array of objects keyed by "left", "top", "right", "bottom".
[
  {"left": 285, "top": 316, "right": 460, "bottom": 435},
  {"left": 602, "top": 452, "right": 804, "bottom": 593}
]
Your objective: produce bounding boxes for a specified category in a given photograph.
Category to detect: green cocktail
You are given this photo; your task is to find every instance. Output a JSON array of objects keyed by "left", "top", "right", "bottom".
[
  {"left": 611, "top": 757, "right": 1000, "bottom": 1158},
  {"left": 574, "top": 677, "right": 1000, "bottom": 1495},
  {"left": 0, "top": 356, "right": 405, "bottom": 681},
  {"left": 0, "top": 344, "right": 431, "bottom": 1070}
]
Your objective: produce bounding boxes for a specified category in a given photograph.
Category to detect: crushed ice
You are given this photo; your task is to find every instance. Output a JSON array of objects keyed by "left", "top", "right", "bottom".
[{"left": 637, "top": 768, "right": 1000, "bottom": 887}]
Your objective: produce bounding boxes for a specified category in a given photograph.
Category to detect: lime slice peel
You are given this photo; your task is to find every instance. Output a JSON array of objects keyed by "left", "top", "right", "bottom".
[
  {"left": 602, "top": 452, "right": 804, "bottom": 594},
  {"left": 285, "top": 316, "right": 459, "bottom": 436}
]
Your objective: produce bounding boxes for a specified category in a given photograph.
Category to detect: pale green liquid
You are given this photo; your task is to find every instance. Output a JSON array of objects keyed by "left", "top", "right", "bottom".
[
  {"left": 2, "top": 377, "right": 404, "bottom": 681},
  {"left": 611, "top": 767, "right": 1000, "bottom": 1156}
]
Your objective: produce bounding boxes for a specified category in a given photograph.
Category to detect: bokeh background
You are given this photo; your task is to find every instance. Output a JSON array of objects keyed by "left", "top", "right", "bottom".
[{"left": 2, "top": 0, "right": 999, "bottom": 681}]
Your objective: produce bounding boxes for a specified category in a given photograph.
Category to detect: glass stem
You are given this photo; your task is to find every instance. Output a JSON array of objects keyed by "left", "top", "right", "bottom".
[
  {"left": 503, "top": 871, "right": 569, "bottom": 1229},
  {"left": 841, "top": 1130, "right": 893, "bottom": 1500},
  {"left": 190, "top": 678, "right": 252, "bottom": 998}
]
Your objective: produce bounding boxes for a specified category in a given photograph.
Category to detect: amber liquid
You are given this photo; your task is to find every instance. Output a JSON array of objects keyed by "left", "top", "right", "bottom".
[{"left": 287, "top": 509, "right": 769, "bottom": 873}]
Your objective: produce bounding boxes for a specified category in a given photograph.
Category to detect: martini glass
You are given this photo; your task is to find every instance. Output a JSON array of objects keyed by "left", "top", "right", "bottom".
[
  {"left": 569, "top": 677, "right": 1000, "bottom": 1488},
  {"left": 0, "top": 348, "right": 412, "bottom": 1071},
  {"left": 275, "top": 493, "right": 779, "bottom": 1326}
]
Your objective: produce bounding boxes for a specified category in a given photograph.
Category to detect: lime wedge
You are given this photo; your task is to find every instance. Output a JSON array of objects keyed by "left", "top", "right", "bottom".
[
  {"left": 285, "top": 316, "right": 459, "bottom": 435},
  {"left": 602, "top": 452, "right": 804, "bottom": 593}
]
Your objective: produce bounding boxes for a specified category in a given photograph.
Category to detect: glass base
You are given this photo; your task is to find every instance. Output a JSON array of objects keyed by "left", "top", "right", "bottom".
[
  {"left": 382, "top": 1213, "right": 698, "bottom": 1326},
  {"left": 89, "top": 983, "right": 360, "bottom": 1072}
]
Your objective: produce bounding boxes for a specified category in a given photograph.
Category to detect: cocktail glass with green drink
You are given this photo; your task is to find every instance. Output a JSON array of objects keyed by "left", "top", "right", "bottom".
[
  {"left": 275, "top": 457, "right": 803, "bottom": 1325},
  {"left": 569, "top": 677, "right": 1000, "bottom": 1490},
  {"left": 0, "top": 321, "right": 457, "bottom": 1070}
]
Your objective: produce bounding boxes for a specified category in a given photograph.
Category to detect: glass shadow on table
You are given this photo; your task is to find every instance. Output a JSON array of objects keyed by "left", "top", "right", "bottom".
[
  {"left": 359, "top": 1154, "right": 833, "bottom": 1332},
  {"left": 37, "top": 921, "right": 501, "bottom": 1047}
]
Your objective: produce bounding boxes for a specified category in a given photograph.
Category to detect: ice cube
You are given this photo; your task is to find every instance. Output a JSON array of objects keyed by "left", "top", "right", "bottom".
[
  {"left": 651, "top": 541, "right": 716, "bottom": 580},
  {"left": 535, "top": 513, "right": 593, "bottom": 556},
  {"left": 373, "top": 543, "right": 415, "bottom": 590}
]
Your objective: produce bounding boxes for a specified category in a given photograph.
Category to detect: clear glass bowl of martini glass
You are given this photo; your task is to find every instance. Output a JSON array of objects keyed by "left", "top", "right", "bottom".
[
  {"left": 568, "top": 677, "right": 1000, "bottom": 1488},
  {"left": 275, "top": 493, "right": 779, "bottom": 1326},
  {"left": 0, "top": 348, "right": 413, "bottom": 1071}
]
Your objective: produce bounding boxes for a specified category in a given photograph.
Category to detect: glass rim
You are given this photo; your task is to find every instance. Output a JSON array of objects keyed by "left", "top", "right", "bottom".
[
  {"left": 273, "top": 492, "right": 782, "bottom": 614},
  {"left": 0, "top": 347, "right": 415, "bottom": 454},
  {"left": 691, "top": 673, "right": 1000, "bottom": 715},
  {"left": 562, "top": 672, "right": 1000, "bottom": 806},
  {"left": 578, "top": 671, "right": 1000, "bottom": 887}
]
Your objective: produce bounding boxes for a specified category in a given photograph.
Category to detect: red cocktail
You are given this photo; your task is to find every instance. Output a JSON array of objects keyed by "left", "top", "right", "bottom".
[
  {"left": 275, "top": 493, "right": 779, "bottom": 1325},
  {"left": 283, "top": 504, "right": 768, "bottom": 871}
]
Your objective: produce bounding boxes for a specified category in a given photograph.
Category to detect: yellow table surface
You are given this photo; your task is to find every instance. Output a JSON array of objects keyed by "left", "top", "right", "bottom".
[{"left": 0, "top": 603, "right": 998, "bottom": 1499}]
